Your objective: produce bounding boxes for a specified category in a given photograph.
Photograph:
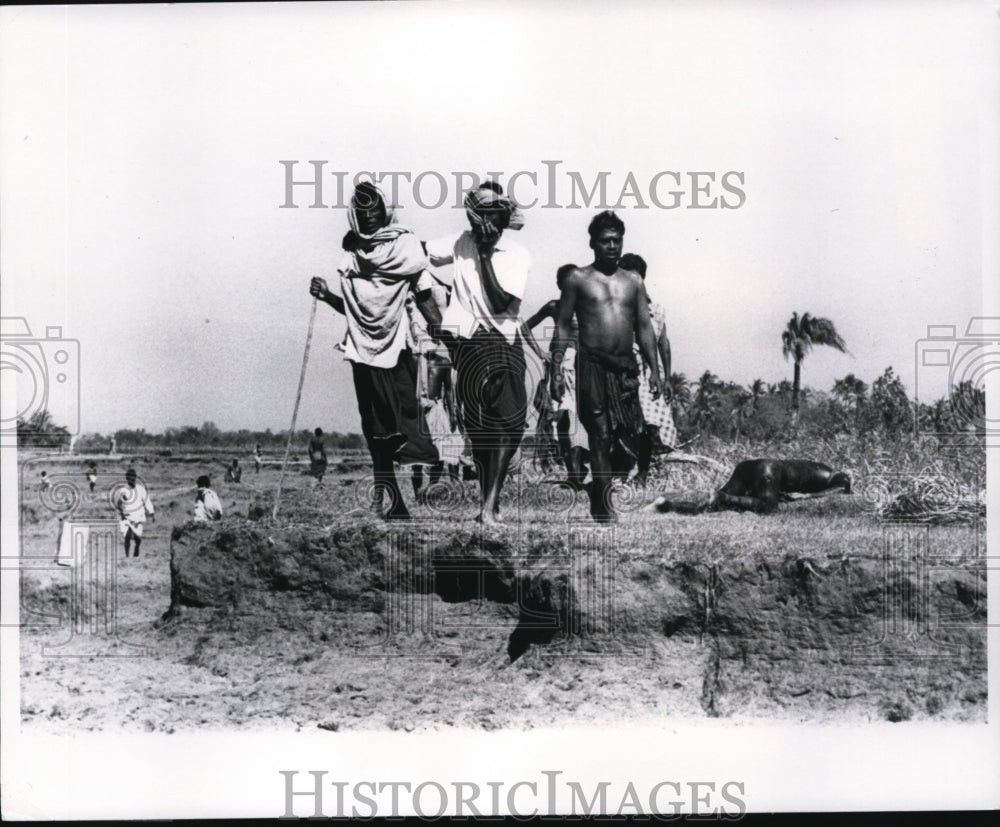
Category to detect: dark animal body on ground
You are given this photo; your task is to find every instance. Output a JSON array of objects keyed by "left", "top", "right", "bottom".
[{"left": 651, "top": 458, "right": 852, "bottom": 515}]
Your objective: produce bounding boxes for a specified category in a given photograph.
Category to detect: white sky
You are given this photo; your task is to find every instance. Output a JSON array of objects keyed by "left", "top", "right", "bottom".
[{"left": 1, "top": 1, "right": 996, "bottom": 436}]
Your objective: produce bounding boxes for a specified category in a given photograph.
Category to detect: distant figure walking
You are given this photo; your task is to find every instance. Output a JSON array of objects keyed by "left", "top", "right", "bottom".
[
  {"left": 115, "top": 468, "right": 154, "bottom": 558},
  {"left": 308, "top": 428, "right": 328, "bottom": 486},
  {"left": 193, "top": 475, "right": 223, "bottom": 522},
  {"left": 108, "top": 435, "right": 117, "bottom": 455},
  {"left": 224, "top": 459, "right": 242, "bottom": 484},
  {"left": 85, "top": 462, "right": 97, "bottom": 494},
  {"left": 253, "top": 443, "right": 263, "bottom": 474}
]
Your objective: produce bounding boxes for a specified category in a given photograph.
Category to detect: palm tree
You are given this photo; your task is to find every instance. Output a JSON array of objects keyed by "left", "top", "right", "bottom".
[
  {"left": 781, "top": 312, "right": 847, "bottom": 420},
  {"left": 951, "top": 379, "right": 985, "bottom": 432},
  {"left": 832, "top": 373, "right": 868, "bottom": 430},
  {"left": 729, "top": 388, "right": 754, "bottom": 439},
  {"left": 667, "top": 372, "right": 691, "bottom": 420},
  {"left": 933, "top": 396, "right": 954, "bottom": 433},
  {"left": 769, "top": 379, "right": 793, "bottom": 398},
  {"left": 692, "top": 370, "right": 721, "bottom": 431}
]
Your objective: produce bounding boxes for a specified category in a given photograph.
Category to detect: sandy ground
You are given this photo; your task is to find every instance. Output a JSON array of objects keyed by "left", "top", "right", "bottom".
[{"left": 15, "top": 454, "right": 987, "bottom": 733}]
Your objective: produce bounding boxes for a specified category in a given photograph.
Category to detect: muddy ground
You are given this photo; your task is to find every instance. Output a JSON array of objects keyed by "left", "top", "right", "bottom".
[{"left": 16, "top": 453, "right": 987, "bottom": 733}]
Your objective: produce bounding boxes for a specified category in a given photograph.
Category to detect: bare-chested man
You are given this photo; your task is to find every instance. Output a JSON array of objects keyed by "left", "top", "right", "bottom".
[{"left": 551, "top": 212, "right": 661, "bottom": 522}]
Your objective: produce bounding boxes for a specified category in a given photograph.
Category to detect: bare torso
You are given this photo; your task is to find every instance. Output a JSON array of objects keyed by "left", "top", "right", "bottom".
[{"left": 569, "top": 265, "right": 644, "bottom": 356}]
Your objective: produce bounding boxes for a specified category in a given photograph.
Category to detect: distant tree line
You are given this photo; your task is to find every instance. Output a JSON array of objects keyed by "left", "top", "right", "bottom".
[
  {"left": 71, "top": 423, "right": 366, "bottom": 454},
  {"left": 17, "top": 310, "right": 986, "bottom": 453},
  {"left": 665, "top": 368, "right": 984, "bottom": 443},
  {"left": 15, "top": 410, "right": 72, "bottom": 448},
  {"left": 22, "top": 371, "right": 985, "bottom": 455}
]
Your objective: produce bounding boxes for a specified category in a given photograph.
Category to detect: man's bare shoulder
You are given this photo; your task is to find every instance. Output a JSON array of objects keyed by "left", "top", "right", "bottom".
[
  {"left": 616, "top": 267, "right": 645, "bottom": 288},
  {"left": 558, "top": 265, "right": 591, "bottom": 290}
]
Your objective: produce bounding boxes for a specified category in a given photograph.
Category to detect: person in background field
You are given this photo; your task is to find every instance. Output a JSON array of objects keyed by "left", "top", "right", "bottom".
[
  {"left": 404, "top": 281, "right": 455, "bottom": 500},
  {"left": 525, "top": 263, "right": 589, "bottom": 488},
  {"left": 225, "top": 458, "right": 242, "bottom": 484},
  {"left": 86, "top": 462, "right": 97, "bottom": 494},
  {"left": 309, "top": 181, "right": 440, "bottom": 519},
  {"left": 412, "top": 351, "right": 464, "bottom": 499},
  {"left": 551, "top": 211, "right": 661, "bottom": 522},
  {"left": 253, "top": 443, "right": 263, "bottom": 474},
  {"left": 193, "top": 475, "right": 223, "bottom": 522},
  {"left": 108, "top": 435, "right": 116, "bottom": 455},
  {"left": 424, "top": 180, "right": 531, "bottom": 525},
  {"left": 308, "top": 428, "right": 328, "bottom": 486},
  {"left": 619, "top": 252, "right": 677, "bottom": 487},
  {"left": 116, "top": 468, "right": 154, "bottom": 558}
]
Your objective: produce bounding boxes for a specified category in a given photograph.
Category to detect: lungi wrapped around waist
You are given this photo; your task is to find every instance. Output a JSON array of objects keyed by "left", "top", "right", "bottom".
[{"left": 575, "top": 343, "right": 645, "bottom": 458}]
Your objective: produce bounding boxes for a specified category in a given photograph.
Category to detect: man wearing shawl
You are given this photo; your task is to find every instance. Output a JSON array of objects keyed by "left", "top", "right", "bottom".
[
  {"left": 425, "top": 182, "right": 531, "bottom": 525},
  {"left": 310, "top": 182, "right": 439, "bottom": 520},
  {"left": 551, "top": 212, "right": 661, "bottom": 523}
]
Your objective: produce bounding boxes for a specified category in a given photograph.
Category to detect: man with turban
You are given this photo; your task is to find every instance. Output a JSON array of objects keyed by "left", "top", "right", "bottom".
[
  {"left": 424, "top": 181, "right": 531, "bottom": 525},
  {"left": 310, "top": 181, "right": 440, "bottom": 520}
]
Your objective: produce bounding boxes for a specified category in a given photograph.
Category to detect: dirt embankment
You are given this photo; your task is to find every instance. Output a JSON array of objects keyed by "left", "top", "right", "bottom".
[{"left": 164, "top": 515, "right": 986, "bottom": 723}]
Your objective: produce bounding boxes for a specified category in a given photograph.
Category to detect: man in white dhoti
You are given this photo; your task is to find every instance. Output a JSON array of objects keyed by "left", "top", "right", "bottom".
[{"left": 115, "top": 468, "right": 154, "bottom": 558}]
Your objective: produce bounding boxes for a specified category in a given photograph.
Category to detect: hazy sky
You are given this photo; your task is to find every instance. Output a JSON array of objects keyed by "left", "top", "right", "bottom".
[{"left": 2, "top": 1, "right": 996, "bottom": 436}]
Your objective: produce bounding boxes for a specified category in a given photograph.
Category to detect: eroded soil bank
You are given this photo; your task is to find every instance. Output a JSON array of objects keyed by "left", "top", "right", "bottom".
[{"left": 160, "top": 514, "right": 986, "bottom": 726}]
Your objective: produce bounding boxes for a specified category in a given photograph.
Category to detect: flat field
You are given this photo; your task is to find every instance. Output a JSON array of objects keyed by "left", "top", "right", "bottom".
[{"left": 15, "top": 445, "right": 987, "bottom": 733}]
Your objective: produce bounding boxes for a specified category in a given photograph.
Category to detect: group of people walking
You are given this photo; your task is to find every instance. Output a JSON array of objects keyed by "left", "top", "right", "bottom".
[{"left": 310, "top": 180, "right": 674, "bottom": 524}]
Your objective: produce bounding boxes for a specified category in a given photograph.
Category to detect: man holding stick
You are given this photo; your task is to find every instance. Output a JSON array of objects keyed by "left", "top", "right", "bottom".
[
  {"left": 551, "top": 211, "right": 661, "bottom": 522},
  {"left": 309, "top": 182, "right": 439, "bottom": 520}
]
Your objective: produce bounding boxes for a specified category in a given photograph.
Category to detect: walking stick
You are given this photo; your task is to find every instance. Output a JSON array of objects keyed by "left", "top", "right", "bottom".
[{"left": 273, "top": 295, "right": 318, "bottom": 520}]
